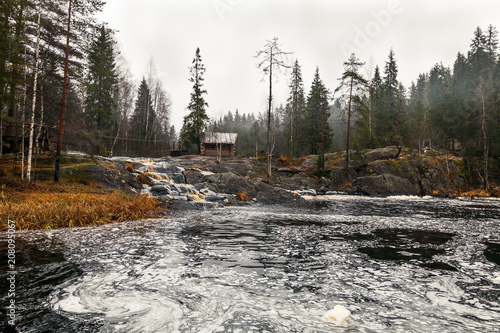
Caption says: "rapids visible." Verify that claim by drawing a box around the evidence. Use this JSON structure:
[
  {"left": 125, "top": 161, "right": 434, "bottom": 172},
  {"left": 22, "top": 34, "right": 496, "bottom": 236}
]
[{"left": 1, "top": 195, "right": 499, "bottom": 332}]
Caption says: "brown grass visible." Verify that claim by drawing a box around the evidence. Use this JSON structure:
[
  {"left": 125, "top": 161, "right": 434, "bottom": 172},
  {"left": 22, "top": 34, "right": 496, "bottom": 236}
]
[
  {"left": 137, "top": 173, "right": 153, "bottom": 185},
  {"left": 0, "top": 192, "right": 162, "bottom": 231},
  {"left": 454, "top": 189, "right": 492, "bottom": 198},
  {"left": 0, "top": 155, "right": 163, "bottom": 230},
  {"left": 126, "top": 163, "right": 135, "bottom": 172},
  {"left": 236, "top": 191, "right": 249, "bottom": 202}
]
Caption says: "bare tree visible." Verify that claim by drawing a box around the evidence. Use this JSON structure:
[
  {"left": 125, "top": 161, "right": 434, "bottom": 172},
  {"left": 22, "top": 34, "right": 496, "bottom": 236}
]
[
  {"left": 255, "top": 37, "right": 292, "bottom": 179},
  {"left": 113, "top": 48, "right": 136, "bottom": 155}
]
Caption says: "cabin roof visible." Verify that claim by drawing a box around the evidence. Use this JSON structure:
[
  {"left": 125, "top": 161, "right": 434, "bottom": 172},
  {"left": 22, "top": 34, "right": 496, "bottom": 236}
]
[{"left": 201, "top": 132, "right": 238, "bottom": 145}]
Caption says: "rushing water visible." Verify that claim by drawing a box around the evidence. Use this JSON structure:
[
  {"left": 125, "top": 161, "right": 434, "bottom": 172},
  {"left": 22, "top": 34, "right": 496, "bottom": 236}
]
[{"left": 1, "top": 196, "right": 500, "bottom": 332}]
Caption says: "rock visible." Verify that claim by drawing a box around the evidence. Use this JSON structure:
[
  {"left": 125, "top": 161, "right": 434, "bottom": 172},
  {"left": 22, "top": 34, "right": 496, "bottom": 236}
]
[
  {"left": 184, "top": 169, "right": 207, "bottom": 184},
  {"left": 169, "top": 173, "right": 186, "bottom": 184},
  {"left": 151, "top": 185, "right": 172, "bottom": 196},
  {"left": 363, "top": 146, "right": 399, "bottom": 163},
  {"left": 205, "top": 172, "right": 298, "bottom": 203},
  {"left": 353, "top": 174, "right": 420, "bottom": 196},
  {"left": 329, "top": 169, "right": 357, "bottom": 189},
  {"left": 369, "top": 160, "right": 398, "bottom": 175},
  {"left": 325, "top": 191, "right": 342, "bottom": 195},
  {"left": 301, "top": 156, "right": 317, "bottom": 170},
  {"left": 297, "top": 189, "right": 317, "bottom": 196}
]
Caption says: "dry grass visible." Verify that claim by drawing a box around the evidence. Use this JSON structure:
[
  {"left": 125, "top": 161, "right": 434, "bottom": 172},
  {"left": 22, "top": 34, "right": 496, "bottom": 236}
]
[
  {"left": 137, "top": 173, "right": 153, "bottom": 185},
  {"left": 126, "top": 163, "right": 135, "bottom": 172},
  {"left": 0, "top": 191, "right": 162, "bottom": 231},
  {"left": 236, "top": 191, "right": 249, "bottom": 201},
  {"left": 278, "top": 155, "right": 307, "bottom": 168},
  {"left": 0, "top": 155, "right": 164, "bottom": 231},
  {"left": 454, "top": 188, "right": 492, "bottom": 198}
]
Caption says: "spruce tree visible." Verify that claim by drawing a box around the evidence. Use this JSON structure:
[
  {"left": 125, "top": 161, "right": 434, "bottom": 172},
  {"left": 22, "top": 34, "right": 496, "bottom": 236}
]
[
  {"left": 180, "top": 47, "right": 209, "bottom": 153},
  {"left": 377, "top": 48, "right": 400, "bottom": 145},
  {"left": 305, "top": 68, "right": 332, "bottom": 169},
  {"left": 285, "top": 59, "right": 306, "bottom": 157},
  {"left": 369, "top": 65, "right": 383, "bottom": 146},
  {"left": 85, "top": 26, "right": 117, "bottom": 135},
  {"left": 130, "top": 78, "right": 158, "bottom": 150}
]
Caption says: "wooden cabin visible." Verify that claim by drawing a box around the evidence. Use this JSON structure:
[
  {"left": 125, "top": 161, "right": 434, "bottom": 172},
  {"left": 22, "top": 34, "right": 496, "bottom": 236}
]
[{"left": 201, "top": 132, "right": 238, "bottom": 157}]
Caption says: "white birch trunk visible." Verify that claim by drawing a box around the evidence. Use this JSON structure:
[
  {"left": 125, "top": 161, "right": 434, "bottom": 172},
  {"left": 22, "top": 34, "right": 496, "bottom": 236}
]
[{"left": 26, "top": 0, "right": 42, "bottom": 182}]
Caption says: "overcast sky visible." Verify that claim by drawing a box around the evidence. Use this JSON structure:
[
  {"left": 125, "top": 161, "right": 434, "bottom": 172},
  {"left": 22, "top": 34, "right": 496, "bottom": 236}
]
[{"left": 97, "top": 0, "right": 500, "bottom": 131}]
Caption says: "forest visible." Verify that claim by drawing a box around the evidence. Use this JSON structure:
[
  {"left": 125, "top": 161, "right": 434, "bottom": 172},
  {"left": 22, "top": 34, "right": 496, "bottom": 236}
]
[
  {"left": 208, "top": 27, "right": 500, "bottom": 189},
  {"left": 1, "top": 0, "right": 499, "bottom": 188},
  {"left": 0, "top": 0, "right": 175, "bottom": 177}
]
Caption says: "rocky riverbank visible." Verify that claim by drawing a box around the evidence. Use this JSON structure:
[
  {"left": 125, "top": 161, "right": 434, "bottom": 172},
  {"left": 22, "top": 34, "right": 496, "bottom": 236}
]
[{"left": 95, "top": 146, "right": 498, "bottom": 210}]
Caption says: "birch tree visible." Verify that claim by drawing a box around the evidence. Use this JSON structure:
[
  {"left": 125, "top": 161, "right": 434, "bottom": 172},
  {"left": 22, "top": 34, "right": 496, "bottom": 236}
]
[{"left": 26, "top": 0, "right": 41, "bottom": 181}]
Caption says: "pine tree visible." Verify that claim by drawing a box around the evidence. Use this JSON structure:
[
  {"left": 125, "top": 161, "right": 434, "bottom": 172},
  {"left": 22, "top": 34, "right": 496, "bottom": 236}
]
[
  {"left": 305, "top": 68, "right": 332, "bottom": 168},
  {"left": 180, "top": 47, "right": 209, "bottom": 153},
  {"left": 85, "top": 26, "right": 117, "bottom": 134},
  {"left": 335, "top": 53, "right": 367, "bottom": 173}
]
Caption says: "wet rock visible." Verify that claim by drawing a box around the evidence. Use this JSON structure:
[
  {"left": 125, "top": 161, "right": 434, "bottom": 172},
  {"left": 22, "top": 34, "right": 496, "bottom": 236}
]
[
  {"left": 151, "top": 185, "right": 172, "bottom": 196},
  {"left": 200, "top": 188, "right": 217, "bottom": 198},
  {"left": 296, "top": 189, "right": 317, "bottom": 196},
  {"left": 169, "top": 173, "right": 186, "bottom": 184}
]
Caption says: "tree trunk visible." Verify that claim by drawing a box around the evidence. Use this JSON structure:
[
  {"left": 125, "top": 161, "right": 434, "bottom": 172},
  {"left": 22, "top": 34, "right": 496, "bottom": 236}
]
[
  {"left": 0, "top": 111, "right": 3, "bottom": 158},
  {"left": 54, "top": 0, "right": 72, "bottom": 183},
  {"left": 35, "top": 74, "right": 44, "bottom": 154},
  {"left": 26, "top": 0, "right": 41, "bottom": 182},
  {"left": 21, "top": 46, "right": 27, "bottom": 179},
  {"left": 290, "top": 96, "right": 293, "bottom": 157},
  {"left": 345, "top": 77, "right": 353, "bottom": 176},
  {"left": 479, "top": 85, "right": 489, "bottom": 190},
  {"left": 266, "top": 50, "right": 273, "bottom": 180},
  {"left": 321, "top": 98, "right": 325, "bottom": 172},
  {"left": 394, "top": 98, "right": 402, "bottom": 159}
]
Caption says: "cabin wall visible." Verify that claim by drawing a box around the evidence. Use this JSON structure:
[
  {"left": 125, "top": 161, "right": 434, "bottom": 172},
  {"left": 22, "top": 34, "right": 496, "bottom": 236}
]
[{"left": 202, "top": 143, "right": 235, "bottom": 157}]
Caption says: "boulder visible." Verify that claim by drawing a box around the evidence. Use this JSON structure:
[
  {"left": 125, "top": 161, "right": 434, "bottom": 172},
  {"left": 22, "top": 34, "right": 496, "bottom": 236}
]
[
  {"left": 363, "top": 146, "right": 399, "bottom": 164},
  {"left": 151, "top": 185, "right": 172, "bottom": 196},
  {"left": 368, "top": 160, "right": 398, "bottom": 175},
  {"left": 184, "top": 169, "right": 207, "bottom": 184},
  {"left": 353, "top": 174, "right": 420, "bottom": 196},
  {"left": 205, "top": 172, "right": 298, "bottom": 203}
]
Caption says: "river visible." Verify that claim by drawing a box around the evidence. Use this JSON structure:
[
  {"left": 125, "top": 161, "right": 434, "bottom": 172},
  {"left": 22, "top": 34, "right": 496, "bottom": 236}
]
[{"left": 1, "top": 196, "right": 499, "bottom": 332}]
